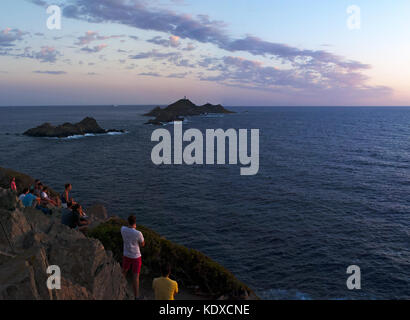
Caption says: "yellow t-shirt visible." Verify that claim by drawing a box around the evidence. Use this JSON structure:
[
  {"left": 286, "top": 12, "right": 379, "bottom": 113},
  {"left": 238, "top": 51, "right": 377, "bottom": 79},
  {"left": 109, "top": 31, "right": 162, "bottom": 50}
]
[{"left": 152, "top": 277, "right": 179, "bottom": 300}]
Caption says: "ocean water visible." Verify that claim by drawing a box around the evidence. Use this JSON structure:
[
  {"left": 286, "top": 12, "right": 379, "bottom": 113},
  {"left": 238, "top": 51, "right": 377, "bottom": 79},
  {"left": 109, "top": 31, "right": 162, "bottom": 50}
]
[{"left": 0, "top": 105, "right": 409, "bottom": 300}]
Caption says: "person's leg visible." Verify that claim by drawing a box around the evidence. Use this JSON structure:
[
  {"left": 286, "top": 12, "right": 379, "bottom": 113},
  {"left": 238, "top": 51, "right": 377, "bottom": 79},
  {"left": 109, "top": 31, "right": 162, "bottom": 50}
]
[
  {"left": 122, "top": 257, "right": 129, "bottom": 278},
  {"left": 133, "top": 257, "right": 142, "bottom": 299},
  {"left": 132, "top": 273, "right": 139, "bottom": 299}
]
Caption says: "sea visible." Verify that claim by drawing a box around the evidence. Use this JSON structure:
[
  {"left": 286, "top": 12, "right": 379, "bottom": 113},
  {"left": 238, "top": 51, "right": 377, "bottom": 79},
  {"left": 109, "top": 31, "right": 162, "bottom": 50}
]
[{"left": 0, "top": 105, "right": 409, "bottom": 300}]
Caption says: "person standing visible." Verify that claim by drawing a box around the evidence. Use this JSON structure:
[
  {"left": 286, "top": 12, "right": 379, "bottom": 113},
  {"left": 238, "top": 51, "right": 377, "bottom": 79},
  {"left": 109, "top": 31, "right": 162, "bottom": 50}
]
[
  {"left": 10, "top": 177, "right": 17, "bottom": 192},
  {"left": 152, "top": 264, "right": 179, "bottom": 300},
  {"left": 121, "top": 215, "right": 145, "bottom": 300}
]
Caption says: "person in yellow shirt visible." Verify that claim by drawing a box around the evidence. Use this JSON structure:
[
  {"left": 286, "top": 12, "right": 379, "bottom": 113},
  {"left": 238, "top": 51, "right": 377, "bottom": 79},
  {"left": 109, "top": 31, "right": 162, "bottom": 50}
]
[{"left": 152, "top": 264, "right": 179, "bottom": 300}]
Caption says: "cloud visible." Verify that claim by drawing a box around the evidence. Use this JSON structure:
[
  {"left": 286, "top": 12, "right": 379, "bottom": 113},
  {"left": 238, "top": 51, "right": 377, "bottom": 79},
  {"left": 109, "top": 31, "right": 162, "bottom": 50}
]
[
  {"left": 147, "top": 35, "right": 180, "bottom": 48},
  {"left": 18, "top": 46, "right": 61, "bottom": 63},
  {"left": 139, "top": 72, "right": 161, "bottom": 77},
  {"left": 167, "top": 72, "right": 188, "bottom": 78},
  {"left": 183, "top": 43, "right": 196, "bottom": 51},
  {"left": 0, "top": 28, "right": 26, "bottom": 47},
  {"left": 81, "top": 44, "right": 108, "bottom": 53},
  {"left": 129, "top": 49, "right": 195, "bottom": 68},
  {"left": 75, "top": 31, "right": 124, "bottom": 45},
  {"left": 198, "top": 55, "right": 392, "bottom": 99},
  {"left": 33, "top": 70, "right": 67, "bottom": 75},
  {"left": 54, "top": 0, "right": 363, "bottom": 68},
  {"left": 129, "top": 49, "right": 180, "bottom": 60},
  {"left": 28, "top": 0, "right": 391, "bottom": 100}
]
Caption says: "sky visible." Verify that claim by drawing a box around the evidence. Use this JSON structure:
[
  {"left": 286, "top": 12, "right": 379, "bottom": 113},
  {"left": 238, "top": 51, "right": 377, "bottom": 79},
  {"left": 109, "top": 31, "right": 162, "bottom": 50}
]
[{"left": 0, "top": 0, "right": 409, "bottom": 106}]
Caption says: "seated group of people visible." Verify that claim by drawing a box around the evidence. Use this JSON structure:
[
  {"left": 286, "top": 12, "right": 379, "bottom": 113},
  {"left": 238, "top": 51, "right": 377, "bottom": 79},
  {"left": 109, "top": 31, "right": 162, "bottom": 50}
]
[
  {"left": 13, "top": 178, "right": 90, "bottom": 230},
  {"left": 17, "top": 179, "right": 58, "bottom": 215}
]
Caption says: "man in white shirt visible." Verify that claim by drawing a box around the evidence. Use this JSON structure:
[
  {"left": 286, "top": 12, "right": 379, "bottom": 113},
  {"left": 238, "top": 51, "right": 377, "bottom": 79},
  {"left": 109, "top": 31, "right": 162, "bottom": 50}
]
[{"left": 121, "top": 215, "right": 145, "bottom": 300}]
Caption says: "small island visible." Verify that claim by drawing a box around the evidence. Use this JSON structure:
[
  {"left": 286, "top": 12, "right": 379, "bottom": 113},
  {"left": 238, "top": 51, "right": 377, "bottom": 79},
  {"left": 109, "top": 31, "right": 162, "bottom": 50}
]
[
  {"left": 23, "top": 117, "right": 125, "bottom": 138},
  {"left": 144, "top": 98, "right": 235, "bottom": 125}
]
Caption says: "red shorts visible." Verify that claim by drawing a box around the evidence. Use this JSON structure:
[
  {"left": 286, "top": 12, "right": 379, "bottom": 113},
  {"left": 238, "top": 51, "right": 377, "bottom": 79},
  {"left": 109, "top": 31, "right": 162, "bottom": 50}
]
[{"left": 122, "top": 256, "right": 142, "bottom": 275}]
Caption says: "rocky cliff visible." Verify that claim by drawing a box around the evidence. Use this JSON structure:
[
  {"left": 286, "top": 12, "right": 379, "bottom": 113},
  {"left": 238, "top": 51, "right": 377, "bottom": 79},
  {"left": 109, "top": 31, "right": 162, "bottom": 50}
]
[
  {"left": 0, "top": 167, "right": 257, "bottom": 300},
  {"left": 0, "top": 188, "right": 127, "bottom": 300}
]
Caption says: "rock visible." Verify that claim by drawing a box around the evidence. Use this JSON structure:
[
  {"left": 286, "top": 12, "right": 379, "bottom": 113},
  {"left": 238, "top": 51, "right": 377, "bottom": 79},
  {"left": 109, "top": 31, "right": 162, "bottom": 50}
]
[
  {"left": 87, "top": 204, "right": 109, "bottom": 222},
  {"left": 145, "top": 111, "right": 185, "bottom": 125},
  {"left": 143, "top": 106, "right": 163, "bottom": 117},
  {"left": 0, "top": 188, "right": 128, "bottom": 300},
  {"left": 0, "top": 188, "right": 20, "bottom": 211},
  {"left": 23, "top": 117, "right": 125, "bottom": 138},
  {"left": 144, "top": 99, "right": 235, "bottom": 125}
]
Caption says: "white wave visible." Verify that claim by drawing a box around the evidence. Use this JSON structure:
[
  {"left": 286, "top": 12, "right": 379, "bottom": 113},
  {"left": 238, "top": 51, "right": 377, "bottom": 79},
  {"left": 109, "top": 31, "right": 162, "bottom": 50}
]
[
  {"left": 58, "top": 131, "right": 128, "bottom": 140},
  {"left": 106, "top": 131, "right": 126, "bottom": 136}
]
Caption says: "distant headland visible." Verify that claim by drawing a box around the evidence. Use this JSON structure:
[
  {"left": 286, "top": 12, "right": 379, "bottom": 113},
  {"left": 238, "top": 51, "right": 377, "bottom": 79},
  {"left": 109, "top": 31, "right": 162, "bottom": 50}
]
[
  {"left": 23, "top": 117, "right": 125, "bottom": 138},
  {"left": 144, "top": 98, "right": 235, "bottom": 125}
]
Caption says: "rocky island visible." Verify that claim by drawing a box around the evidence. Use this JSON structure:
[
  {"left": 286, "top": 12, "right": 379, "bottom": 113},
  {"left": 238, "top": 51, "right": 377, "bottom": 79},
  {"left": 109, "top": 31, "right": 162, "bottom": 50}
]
[
  {"left": 144, "top": 98, "right": 235, "bottom": 125},
  {"left": 23, "top": 117, "right": 125, "bottom": 138},
  {"left": 0, "top": 167, "right": 257, "bottom": 300}
]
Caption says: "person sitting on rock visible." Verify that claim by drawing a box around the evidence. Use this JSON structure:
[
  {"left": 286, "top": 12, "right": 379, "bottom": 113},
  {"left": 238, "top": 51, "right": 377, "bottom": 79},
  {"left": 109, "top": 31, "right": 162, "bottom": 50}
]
[
  {"left": 153, "top": 264, "right": 179, "bottom": 301},
  {"left": 121, "top": 215, "right": 145, "bottom": 300},
  {"left": 18, "top": 188, "right": 29, "bottom": 202},
  {"left": 34, "top": 182, "right": 43, "bottom": 197},
  {"left": 61, "top": 201, "right": 74, "bottom": 227},
  {"left": 61, "top": 183, "right": 75, "bottom": 208},
  {"left": 22, "top": 188, "right": 40, "bottom": 208},
  {"left": 40, "top": 186, "right": 58, "bottom": 207},
  {"left": 10, "top": 177, "right": 17, "bottom": 192},
  {"left": 70, "top": 204, "right": 90, "bottom": 230}
]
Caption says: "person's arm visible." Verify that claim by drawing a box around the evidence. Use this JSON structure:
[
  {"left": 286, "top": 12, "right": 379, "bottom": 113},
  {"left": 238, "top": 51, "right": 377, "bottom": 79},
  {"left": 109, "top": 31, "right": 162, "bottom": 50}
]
[
  {"left": 32, "top": 196, "right": 40, "bottom": 208},
  {"left": 139, "top": 233, "right": 145, "bottom": 247}
]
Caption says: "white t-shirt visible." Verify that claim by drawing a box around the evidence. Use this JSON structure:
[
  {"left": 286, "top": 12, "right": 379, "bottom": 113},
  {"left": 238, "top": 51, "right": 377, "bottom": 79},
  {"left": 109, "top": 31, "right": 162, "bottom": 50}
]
[
  {"left": 121, "top": 226, "right": 144, "bottom": 259},
  {"left": 41, "top": 192, "right": 49, "bottom": 200}
]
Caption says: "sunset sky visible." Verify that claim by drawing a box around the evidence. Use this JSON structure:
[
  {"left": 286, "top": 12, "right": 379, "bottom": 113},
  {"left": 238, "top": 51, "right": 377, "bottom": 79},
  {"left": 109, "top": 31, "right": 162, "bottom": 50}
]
[{"left": 1, "top": 0, "right": 409, "bottom": 106}]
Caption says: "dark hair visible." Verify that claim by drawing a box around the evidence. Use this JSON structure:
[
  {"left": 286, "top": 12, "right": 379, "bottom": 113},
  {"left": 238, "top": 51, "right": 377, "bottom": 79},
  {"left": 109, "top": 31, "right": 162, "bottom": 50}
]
[
  {"left": 67, "top": 201, "right": 73, "bottom": 208},
  {"left": 72, "top": 204, "right": 80, "bottom": 212},
  {"left": 42, "top": 186, "right": 48, "bottom": 192},
  {"left": 65, "top": 183, "right": 71, "bottom": 190},
  {"left": 128, "top": 215, "right": 137, "bottom": 226},
  {"left": 161, "top": 263, "right": 171, "bottom": 277},
  {"left": 22, "top": 188, "right": 29, "bottom": 194}
]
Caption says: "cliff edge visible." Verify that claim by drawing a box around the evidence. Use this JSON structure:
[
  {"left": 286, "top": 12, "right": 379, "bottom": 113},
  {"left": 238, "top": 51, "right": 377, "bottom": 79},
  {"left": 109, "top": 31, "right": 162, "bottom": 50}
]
[{"left": 0, "top": 167, "right": 257, "bottom": 300}]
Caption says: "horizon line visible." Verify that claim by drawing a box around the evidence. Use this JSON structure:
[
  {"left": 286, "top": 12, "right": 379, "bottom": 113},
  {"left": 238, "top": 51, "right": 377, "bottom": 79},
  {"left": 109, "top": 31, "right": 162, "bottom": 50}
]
[{"left": 1, "top": 104, "right": 410, "bottom": 108}]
